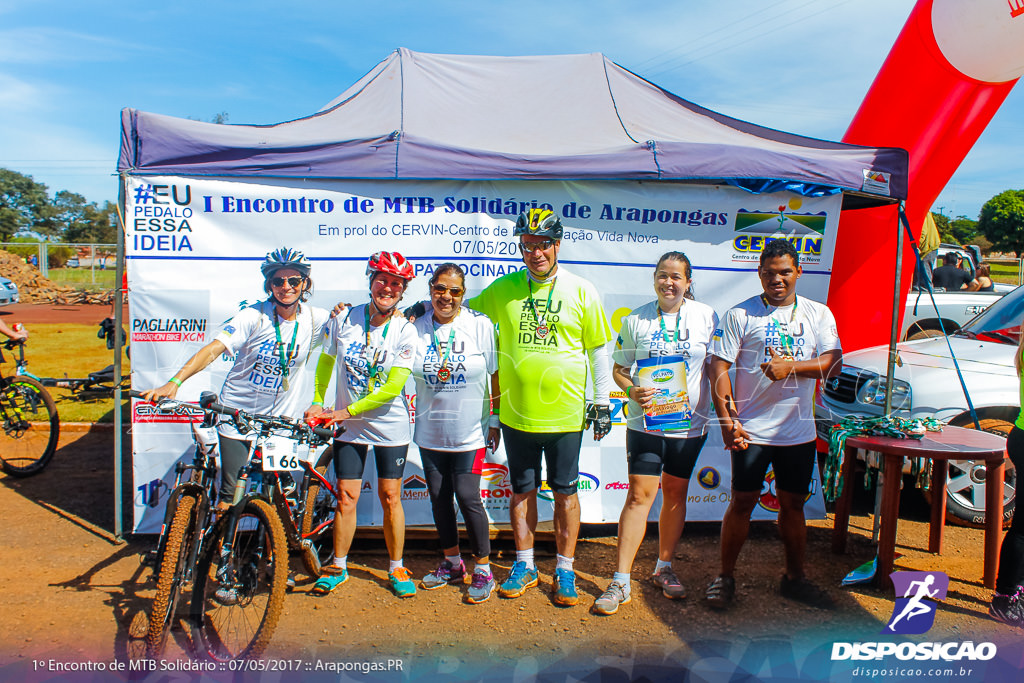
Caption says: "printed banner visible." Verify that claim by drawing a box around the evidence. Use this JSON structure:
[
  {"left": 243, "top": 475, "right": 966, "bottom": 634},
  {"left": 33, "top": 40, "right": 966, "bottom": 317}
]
[{"left": 125, "top": 176, "right": 840, "bottom": 532}]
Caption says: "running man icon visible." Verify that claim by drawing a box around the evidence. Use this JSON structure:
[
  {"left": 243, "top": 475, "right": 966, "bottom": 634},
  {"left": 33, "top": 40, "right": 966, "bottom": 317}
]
[{"left": 885, "top": 571, "right": 950, "bottom": 635}]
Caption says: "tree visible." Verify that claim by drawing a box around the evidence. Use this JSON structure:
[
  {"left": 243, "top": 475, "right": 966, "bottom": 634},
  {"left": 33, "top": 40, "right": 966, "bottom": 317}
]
[
  {"left": 0, "top": 168, "right": 55, "bottom": 239},
  {"left": 949, "top": 215, "right": 978, "bottom": 244},
  {"left": 932, "top": 212, "right": 955, "bottom": 243},
  {"left": 57, "top": 193, "right": 118, "bottom": 243},
  {"left": 978, "top": 189, "right": 1024, "bottom": 257}
]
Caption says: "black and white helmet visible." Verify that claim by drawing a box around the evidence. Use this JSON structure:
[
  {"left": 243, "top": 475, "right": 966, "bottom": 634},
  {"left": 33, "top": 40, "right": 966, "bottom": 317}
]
[{"left": 261, "top": 247, "right": 311, "bottom": 279}]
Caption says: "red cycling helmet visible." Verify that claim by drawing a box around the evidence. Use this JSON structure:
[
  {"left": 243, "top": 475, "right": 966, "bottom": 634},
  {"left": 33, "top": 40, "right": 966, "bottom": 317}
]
[{"left": 366, "top": 251, "right": 415, "bottom": 281}]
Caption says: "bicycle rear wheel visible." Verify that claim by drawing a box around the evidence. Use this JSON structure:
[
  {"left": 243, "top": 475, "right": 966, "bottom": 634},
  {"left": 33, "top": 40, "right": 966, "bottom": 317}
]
[
  {"left": 146, "top": 493, "right": 199, "bottom": 658},
  {"left": 189, "top": 498, "right": 287, "bottom": 661},
  {"left": 0, "top": 376, "right": 59, "bottom": 477},
  {"left": 299, "top": 455, "right": 336, "bottom": 575}
]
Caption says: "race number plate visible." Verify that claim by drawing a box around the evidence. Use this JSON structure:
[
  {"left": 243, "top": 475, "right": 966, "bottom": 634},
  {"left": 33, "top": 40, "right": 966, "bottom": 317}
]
[{"left": 261, "top": 436, "right": 310, "bottom": 471}]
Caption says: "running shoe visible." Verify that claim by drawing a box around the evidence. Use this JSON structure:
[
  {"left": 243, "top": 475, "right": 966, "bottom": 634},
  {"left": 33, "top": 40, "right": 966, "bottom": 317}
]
[
  {"left": 780, "top": 574, "right": 836, "bottom": 610},
  {"left": 652, "top": 566, "right": 687, "bottom": 600},
  {"left": 989, "top": 587, "right": 1024, "bottom": 628},
  {"left": 705, "top": 575, "right": 735, "bottom": 610},
  {"left": 389, "top": 567, "right": 417, "bottom": 598},
  {"left": 465, "top": 571, "right": 496, "bottom": 604},
  {"left": 310, "top": 566, "right": 349, "bottom": 596},
  {"left": 498, "top": 561, "right": 539, "bottom": 598},
  {"left": 551, "top": 567, "right": 580, "bottom": 606},
  {"left": 421, "top": 559, "right": 466, "bottom": 590},
  {"left": 592, "top": 581, "right": 631, "bottom": 616}
]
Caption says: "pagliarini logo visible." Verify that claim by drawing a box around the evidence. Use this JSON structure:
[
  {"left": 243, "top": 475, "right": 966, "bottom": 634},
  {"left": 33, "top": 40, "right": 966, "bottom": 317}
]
[
  {"left": 831, "top": 570, "right": 997, "bottom": 663},
  {"left": 886, "top": 570, "right": 948, "bottom": 634}
]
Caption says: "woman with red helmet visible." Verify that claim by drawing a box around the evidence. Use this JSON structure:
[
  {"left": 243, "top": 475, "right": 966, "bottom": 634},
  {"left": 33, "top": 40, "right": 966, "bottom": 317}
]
[{"left": 307, "top": 251, "right": 420, "bottom": 598}]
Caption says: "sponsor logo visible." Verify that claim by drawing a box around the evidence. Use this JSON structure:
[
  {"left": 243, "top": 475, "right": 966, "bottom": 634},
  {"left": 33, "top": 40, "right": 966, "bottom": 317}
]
[
  {"left": 480, "top": 463, "right": 512, "bottom": 510},
  {"left": 757, "top": 469, "right": 814, "bottom": 512},
  {"left": 831, "top": 570, "right": 997, "bottom": 664},
  {"left": 401, "top": 474, "right": 429, "bottom": 501},
  {"left": 885, "top": 571, "right": 948, "bottom": 634},
  {"left": 731, "top": 199, "right": 827, "bottom": 264},
  {"left": 651, "top": 369, "right": 674, "bottom": 383},
  {"left": 697, "top": 467, "right": 721, "bottom": 490},
  {"left": 132, "top": 400, "right": 204, "bottom": 424},
  {"left": 131, "top": 317, "right": 207, "bottom": 343},
  {"left": 604, "top": 481, "right": 629, "bottom": 490},
  {"left": 538, "top": 472, "right": 599, "bottom": 501}
]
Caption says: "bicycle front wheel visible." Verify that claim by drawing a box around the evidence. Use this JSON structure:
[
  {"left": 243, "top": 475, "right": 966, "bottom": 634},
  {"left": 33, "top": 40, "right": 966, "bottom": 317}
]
[
  {"left": 189, "top": 498, "right": 287, "bottom": 661},
  {"left": 0, "top": 376, "right": 59, "bottom": 477},
  {"left": 147, "top": 492, "right": 199, "bottom": 658}
]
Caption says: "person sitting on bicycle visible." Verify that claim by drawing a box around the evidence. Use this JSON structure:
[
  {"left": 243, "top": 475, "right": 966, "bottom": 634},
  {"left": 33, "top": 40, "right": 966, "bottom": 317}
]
[
  {"left": 140, "top": 247, "right": 330, "bottom": 515},
  {"left": 305, "top": 251, "right": 419, "bottom": 599}
]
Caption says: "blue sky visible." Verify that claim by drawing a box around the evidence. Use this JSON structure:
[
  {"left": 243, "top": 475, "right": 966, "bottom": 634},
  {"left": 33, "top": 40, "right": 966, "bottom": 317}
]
[{"left": 1, "top": 0, "right": 1021, "bottom": 221}]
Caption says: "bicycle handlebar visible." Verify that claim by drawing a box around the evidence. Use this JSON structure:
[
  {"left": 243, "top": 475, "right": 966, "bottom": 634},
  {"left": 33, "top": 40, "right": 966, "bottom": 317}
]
[{"left": 128, "top": 390, "right": 339, "bottom": 442}]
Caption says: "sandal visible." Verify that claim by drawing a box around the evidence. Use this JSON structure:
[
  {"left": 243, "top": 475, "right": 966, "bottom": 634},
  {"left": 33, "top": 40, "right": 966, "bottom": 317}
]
[
  {"left": 705, "top": 575, "right": 735, "bottom": 610},
  {"left": 310, "top": 566, "right": 349, "bottom": 596}
]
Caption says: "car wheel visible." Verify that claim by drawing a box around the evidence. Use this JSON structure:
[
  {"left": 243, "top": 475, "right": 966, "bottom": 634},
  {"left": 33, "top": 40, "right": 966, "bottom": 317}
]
[
  {"left": 926, "top": 418, "right": 1016, "bottom": 529},
  {"left": 906, "top": 327, "right": 947, "bottom": 340}
]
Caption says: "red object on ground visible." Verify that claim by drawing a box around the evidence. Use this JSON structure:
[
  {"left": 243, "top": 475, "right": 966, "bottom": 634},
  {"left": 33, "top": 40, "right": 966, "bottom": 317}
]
[{"left": 829, "top": 0, "right": 1024, "bottom": 352}]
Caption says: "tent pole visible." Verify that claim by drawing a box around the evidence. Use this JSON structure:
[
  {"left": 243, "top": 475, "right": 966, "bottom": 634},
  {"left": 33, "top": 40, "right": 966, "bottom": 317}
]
[
  {"left": 883, "top": 202, "right": 905, "bottom": 416},
  {"left": 113, "top": 175, "right": 127, "bottom": 541}
]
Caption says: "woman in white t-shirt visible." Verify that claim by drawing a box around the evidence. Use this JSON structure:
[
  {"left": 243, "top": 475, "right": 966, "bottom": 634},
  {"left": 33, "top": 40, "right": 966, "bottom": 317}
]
[
  {"left": 140, "top": 248, "right": 329, "bottom": 514},
  {"left": 410, "top": 263, "right": 500, "bottom": 604},
  {"left": 592, "top": 251, "right": 719, "bottom": 616},
  {"left": 307, "top": 251, "right": 420, "bottom": 599}
]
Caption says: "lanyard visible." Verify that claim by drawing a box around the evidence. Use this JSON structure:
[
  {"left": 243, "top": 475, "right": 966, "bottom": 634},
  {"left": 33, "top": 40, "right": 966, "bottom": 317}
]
[
  {"left": 272, "top": 307, "right": 300, "bottom": 391},
  {"left": 364, "top": 305, "right": 392, "bottom": 393},
  {"left": 431, "top": 312, "right": 458, "bottom": 383},
  {"left": 656, "top": 305, "right": 683, "bottom": 349},
  {"left": 526, "top": 276, "right": 557, "bottom": 338},
  {"left": 761, "top": 294, "right": 798, "bottom": 356}
]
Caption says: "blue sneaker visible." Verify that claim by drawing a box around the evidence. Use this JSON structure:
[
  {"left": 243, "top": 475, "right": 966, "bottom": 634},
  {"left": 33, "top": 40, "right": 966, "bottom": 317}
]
[
  {"left": 465, "top": 571, "right": 496, "bottom": 604},
  {"left": 498, "top": 561, "right": 538, "bottom": 598},
  {"left": 388, "top": 567, "right": 417, "bottom": 598},
  {"left": 311, "top": 566, "right": 349, "bottom": 596},
  {"left": 551, "top": 568, "right": 579, "bottom": 606}
]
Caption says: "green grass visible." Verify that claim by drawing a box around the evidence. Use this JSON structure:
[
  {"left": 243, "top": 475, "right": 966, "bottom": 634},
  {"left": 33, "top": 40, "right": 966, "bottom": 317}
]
[
  {"left": 45, "top": 267, "right": 117, "bottom": 291},
  {"left": 989, "top": 261, "right": 1021, "bottom": 285},
  {"left": 1, "top": 323, "right": 128, "bottom": 423}
]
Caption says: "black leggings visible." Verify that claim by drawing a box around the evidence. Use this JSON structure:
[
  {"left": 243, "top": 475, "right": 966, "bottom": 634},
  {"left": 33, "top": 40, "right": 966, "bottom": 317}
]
[
  {"left": 419, "top": 447, "right": 490, "bottom": 559},
  {"left": 997, "top": 426, "right": 1024, "bottom": 594}
]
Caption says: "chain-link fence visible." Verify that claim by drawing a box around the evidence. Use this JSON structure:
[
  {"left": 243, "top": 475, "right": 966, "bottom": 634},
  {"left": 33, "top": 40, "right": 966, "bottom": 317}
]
[{"left": 1, "top": 242, "right": 117, "bottom": 291}]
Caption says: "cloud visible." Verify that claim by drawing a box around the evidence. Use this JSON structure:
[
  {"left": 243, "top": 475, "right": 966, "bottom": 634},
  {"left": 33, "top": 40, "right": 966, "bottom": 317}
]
[{"left": 0, "top": 26, "right": 148, "bottom": 64}]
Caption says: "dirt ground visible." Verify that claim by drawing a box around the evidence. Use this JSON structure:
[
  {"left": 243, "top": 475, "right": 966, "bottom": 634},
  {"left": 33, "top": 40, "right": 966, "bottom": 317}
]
[
  {"left": 0, "top": 303, "right": 123, "bottom": 326},
  {"left": 0, "top": 425, "right": 1021, "bottom": 683}
]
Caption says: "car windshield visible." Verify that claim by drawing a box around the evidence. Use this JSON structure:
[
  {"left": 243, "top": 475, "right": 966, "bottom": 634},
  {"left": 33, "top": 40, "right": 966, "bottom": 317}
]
[{"left": 957, "top": 285, "right": 1024, "bottom": 345}]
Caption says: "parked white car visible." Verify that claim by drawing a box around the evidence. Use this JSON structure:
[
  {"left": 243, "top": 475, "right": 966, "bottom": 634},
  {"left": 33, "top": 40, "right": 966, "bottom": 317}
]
[
  {"left": 0, "top": 276, "right": 18, "bottom": 305},
  {"left": 816, "top": 284, "right": 1021, "bottom": 527}
]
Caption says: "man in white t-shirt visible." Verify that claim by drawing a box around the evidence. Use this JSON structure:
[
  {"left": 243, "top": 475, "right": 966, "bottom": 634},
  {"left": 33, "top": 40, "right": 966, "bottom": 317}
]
[{"left": 706, "top": 239, "right": 842, "bottom": 611}]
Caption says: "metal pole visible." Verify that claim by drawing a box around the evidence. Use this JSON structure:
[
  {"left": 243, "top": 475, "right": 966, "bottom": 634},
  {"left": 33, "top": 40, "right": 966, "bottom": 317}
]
[
  {"left": 113, "top": 179, "right": 126, "bottom": 541},
  {"left": 883, "top": 203, "right": 905, "bottom": 416}
]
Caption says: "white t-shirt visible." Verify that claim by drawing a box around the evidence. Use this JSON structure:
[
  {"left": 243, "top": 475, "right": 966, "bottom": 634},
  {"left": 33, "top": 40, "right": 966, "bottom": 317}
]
[
  {"left": 613, "top": 300, "right": 719, "bottom": 439},
  {"left": 215, "top": 300, "right": 329, "bottom": 439},
  {"left": 710, "top": 294, "right": 841, "bottom": 446},
  {"left": 411, "top": 307, "right": 498, "bottom": 451},
  {"left": 324, "top": 303, "right": 417, "bottom": 446}
]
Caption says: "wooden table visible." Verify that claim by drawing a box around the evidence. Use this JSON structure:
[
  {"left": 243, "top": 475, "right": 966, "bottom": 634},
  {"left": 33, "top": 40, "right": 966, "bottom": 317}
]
[{"left": 830, "top": 425, "right": 1007, "bottom": 589}]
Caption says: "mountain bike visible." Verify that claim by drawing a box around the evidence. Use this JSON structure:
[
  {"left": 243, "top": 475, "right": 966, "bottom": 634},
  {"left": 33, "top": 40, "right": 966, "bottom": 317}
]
[
  {"left": 132, "top": 391, "right": 221, "bottom": 659},
  {"left": 0, "top": 339, "right": 60, "bottom": 477},
  {"left": 177, "top": 397, "right": 336, "bottom": 662}
]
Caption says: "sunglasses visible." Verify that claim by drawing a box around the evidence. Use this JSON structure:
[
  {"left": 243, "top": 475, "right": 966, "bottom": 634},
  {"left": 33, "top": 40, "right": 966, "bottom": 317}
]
[
  {"left": 270, "top": 276, "right": 304, "bottom": 288},
  {"left": 432, "top": 284, "right": 465, "bottom": 297},
  {"left": 518, "top": 240, "right": 555, "bottom": 254}
]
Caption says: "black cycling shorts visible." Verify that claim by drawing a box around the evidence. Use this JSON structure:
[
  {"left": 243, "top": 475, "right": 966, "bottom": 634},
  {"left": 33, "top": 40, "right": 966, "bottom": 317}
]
[
  {"left": 730, "top": 441, "right": 816, "bottom": 494},
  {"left": 626, "top": 429, "right": 707, "bottom": 479},
  {"left": 500, "top": 426, "right": 583, "bottom": 495},
  {"left": 333, "top": 441, "right": 409, "bottom": 481}
]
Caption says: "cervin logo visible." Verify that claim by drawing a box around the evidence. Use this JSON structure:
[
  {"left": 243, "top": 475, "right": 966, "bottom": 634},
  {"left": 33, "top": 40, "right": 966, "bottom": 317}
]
[
  {"left": 885, "top": 571, "right": 948, "bottom": 634},
  {"left": 538, "top": 472, "right": 599, "bottom": 501},
  {"left": 132, "top": 400, "right": 204, "bottom": 424},
  {"left": 132, "top": 317, "right": 207, "bottom": 343}
]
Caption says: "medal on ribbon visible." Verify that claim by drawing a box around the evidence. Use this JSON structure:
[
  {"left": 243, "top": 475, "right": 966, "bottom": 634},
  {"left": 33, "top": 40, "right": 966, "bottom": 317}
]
[{"left": 432, "top": 314, "right": 458, "bottom": 384}]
